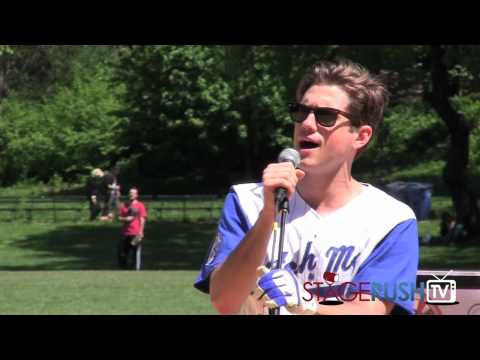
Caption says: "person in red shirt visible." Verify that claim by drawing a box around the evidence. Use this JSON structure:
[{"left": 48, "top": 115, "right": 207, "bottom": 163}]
[{"left": 118, "top": 188, "right": 148, "bottom": 269}]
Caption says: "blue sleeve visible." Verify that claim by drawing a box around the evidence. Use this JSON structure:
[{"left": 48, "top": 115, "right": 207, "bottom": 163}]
[
  {"left": 351, "top": 219, "right": 419, "bottom": 315},
  {"left": 193, "top": 190, "right": 251, "bottom": 294}
]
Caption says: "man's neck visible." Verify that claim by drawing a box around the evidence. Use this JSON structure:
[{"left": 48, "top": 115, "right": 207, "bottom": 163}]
[{"left": 296, "top": 165, "right": 364, "bottom": 216}]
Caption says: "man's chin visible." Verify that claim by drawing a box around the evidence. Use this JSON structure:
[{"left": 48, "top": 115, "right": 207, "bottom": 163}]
[
  {"left": 299, "top": 159, "right": 327, "bottom": 175},
  {"left": 299, "top": 158, "right": 317, "bottom": 169}
]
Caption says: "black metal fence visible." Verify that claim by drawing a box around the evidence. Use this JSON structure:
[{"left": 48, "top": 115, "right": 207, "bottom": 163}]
[{"left": 0, "top": 195, "right": 224, "bottom": 223}]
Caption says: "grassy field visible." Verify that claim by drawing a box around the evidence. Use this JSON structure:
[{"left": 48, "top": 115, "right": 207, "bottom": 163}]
[
  {"left": 0, "top": 271, "right": 215, "bottom": 315},
  {"left": 0, "top": 221, "right": 217, "bottom": 271},
  {"left": 0, "top": 195, "right": 479, "bottom": 314},
  {"left": 0, "top": 220, "right": 218, "bottom": 314}
]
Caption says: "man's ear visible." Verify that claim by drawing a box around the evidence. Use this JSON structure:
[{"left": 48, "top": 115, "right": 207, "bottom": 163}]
[
  {"left": 353, "top": 125, "right": 373, "bottom": 159},
  {"left": 353, "top": 125, "right": 373, "bottom": 151}
]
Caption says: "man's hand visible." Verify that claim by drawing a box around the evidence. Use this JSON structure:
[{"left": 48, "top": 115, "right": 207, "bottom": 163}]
[
  {"left": 254, "top": 266, "right": 317, "bottom": 315},
  {"left": 131, "top": 235, "right": 143, "bottom": 246},
  {"left": 262, "top": 163, "right": 305, "bottom": 218}
]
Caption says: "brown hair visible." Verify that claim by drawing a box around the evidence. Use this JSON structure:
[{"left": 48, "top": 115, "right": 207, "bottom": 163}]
[{"left": 296, "top": 59, "right": 390, "bottom": 133}]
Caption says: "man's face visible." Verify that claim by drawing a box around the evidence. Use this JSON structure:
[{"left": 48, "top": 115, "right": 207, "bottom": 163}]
[
  {"left": 129, "top": 189, "right": 138, "bottom": 201},
  {"left": 293, "top": 84, "right": 363, "bottom": 174}
]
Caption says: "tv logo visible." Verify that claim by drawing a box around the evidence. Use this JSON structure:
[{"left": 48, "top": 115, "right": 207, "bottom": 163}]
[{"left": 426, "top": 270, "right": 457, "bottom": 305}]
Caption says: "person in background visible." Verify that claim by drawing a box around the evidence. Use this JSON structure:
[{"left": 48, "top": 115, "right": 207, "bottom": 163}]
[
  {"left": 86, "top": 168, "right": 104, "bottom": 221},
  {"left": 118, "top": 188, "right": 148, "bottom": 270},
  {"left": 102, "top": 165, "right": 121, "bottom": 221}
]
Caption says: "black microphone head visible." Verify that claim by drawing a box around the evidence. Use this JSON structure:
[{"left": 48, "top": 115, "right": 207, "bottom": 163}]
[{"left": 278, "top": 148, "right": 300, "bottom": 168}]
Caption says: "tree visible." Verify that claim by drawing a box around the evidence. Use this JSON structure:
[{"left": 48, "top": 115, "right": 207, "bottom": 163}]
[
  {"left": 424, "top": 45, "right": 480, "bottom": 236},
  {"left": 0, "top": 45, "right": 119, "bottom": 103},
  {"left": 114, "top": 45, "right": 236, "bottom": 191},
  {"left": 223, "top": 46, "right": 289, "bottom": 179},
  {"left": 0, "top": 46, "right": 125, "bottom": 185},
  {"left": 113, "top": 45, "right": 331, "bottom": 190}
]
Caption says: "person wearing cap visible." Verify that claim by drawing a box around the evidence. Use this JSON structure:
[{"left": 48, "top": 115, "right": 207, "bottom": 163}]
[{"left": 86, "top": 168, "right": 104, "bottom": 221}]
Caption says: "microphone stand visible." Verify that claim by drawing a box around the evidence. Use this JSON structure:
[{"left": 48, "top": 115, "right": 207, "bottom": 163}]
[{"left": 269, "top": 195, "right": 289, "bottom": 316}]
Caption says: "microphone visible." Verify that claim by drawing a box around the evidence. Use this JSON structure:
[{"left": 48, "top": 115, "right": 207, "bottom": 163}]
[
  {"left": 275, "top": 148, "right": 300, "bottom": 212},
  {"left": 269, "top": 148, "right": 301, "bottom": 316}
]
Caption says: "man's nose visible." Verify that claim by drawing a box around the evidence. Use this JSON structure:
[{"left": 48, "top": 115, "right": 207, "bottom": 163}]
[{"left": 300, "top": 111, "right": 318, "bottom": 132}]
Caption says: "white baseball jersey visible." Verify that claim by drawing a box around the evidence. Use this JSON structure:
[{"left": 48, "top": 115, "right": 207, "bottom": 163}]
[{"left": 195, "top": 183, "right": 419, "bottom": 315}]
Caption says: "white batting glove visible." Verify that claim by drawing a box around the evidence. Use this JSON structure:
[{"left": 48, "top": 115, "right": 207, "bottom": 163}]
[{"left": 254, "top": 265, "right": 317, "bottom": 315}]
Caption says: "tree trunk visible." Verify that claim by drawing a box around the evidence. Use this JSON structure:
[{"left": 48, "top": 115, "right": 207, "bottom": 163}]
[{"left": 426, "top": 45, "right": 480, "bottom": 237}]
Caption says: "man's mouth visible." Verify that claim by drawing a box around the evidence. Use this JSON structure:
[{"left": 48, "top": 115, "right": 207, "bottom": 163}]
[{"left": 299, "top": 141, "right": 320, "bottom": 150}]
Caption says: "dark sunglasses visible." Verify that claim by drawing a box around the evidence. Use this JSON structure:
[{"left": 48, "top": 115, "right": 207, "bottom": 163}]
[{"left": 288, "top": 102, "right": 357, "bottom": 128}]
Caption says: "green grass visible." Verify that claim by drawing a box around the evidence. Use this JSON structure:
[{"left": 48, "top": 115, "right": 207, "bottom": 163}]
[
  {"left": 0, "top": 271, "right": 215, "bottom": 315},
  {"left": 0, "top": 221, "right": 218, "bottom": 314},
  {"left": 420, "top": 245, "right": 480, "bottom": 270},
  {"left": 0, "top": 221, "right": 217, "bottom": 270}
]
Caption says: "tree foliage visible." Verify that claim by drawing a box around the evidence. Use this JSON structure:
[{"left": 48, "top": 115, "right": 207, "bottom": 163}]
[
  {"left": 0, "top": 46, "right": 124, "bottom": 185},
  {"left": 2, "top": 44, "right": 480, "bottom": 225}
]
